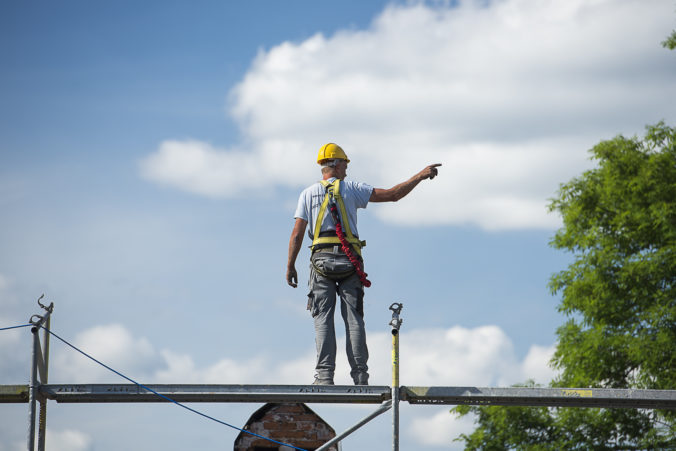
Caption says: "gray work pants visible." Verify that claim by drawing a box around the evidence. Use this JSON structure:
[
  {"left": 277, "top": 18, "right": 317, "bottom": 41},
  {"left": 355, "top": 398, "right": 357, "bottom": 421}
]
[{"left": 308, "top": 250, "right": 369, "bottom": 384}]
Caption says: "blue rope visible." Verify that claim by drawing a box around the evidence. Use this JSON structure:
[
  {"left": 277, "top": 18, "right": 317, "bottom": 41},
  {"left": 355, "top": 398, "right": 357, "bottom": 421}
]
[
  {"left": 0, "top": 324, "right": 32, "bottom": 331},
  {"left": 39, "top": 326, "right": 308, "bottom": 451}
]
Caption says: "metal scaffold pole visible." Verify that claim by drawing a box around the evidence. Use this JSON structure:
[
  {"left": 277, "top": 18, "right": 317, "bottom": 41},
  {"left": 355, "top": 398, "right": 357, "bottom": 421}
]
[
  {"left": 37, "top": 309, "right": 51, "bottom": 451},
  {"left": 28, "top": 324, "right": 38, "bottom": 450},
  {"left": 389, "top": 303, "right": 403, "bottom": 451},
  {"left": 315, "top": 400, "right": 392, "bottom": 451},
  {"left": 27, "top": 295, "right": 53, "bottom": 451}
]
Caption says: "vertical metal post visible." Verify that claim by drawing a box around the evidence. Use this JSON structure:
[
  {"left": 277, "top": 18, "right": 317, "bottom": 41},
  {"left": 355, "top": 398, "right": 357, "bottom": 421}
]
[
  {"left": 27, "top": 295, "right": 53, "bottom": 451},
  {"left": 37, "top": 311, "right": 51, "bottom": 451},
  {"left": 28, "top": 325, "right": 39, "bottom": 451},
  {"left": 389, "top": 303, "right": 403, "bottom": 451}
]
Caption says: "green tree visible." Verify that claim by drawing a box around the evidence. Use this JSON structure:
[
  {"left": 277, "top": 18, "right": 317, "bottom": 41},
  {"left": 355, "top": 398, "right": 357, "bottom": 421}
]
[
  {"left": 663, "top": 30, "right": 676, "bottom": 50},
  {"left": 453, "top": 123, "right": 676, "bottom": 449}
]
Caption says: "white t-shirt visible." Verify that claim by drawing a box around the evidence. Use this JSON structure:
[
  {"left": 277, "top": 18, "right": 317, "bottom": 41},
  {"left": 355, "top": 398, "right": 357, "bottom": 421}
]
[{"left": 294, "top": 177, "right": 373, "bottom": 239}]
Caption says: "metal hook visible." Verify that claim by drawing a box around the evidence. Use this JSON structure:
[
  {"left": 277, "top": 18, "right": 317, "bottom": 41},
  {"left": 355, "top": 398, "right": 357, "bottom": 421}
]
[
  {"left": 37, "top": 293, "right": 53, "bottom": 313},
  {"left": 29, "top": 314, "right": 44, "bottom": 325}
]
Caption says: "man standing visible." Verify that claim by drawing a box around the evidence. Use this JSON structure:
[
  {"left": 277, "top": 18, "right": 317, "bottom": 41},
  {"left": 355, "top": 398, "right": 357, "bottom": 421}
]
[{"left": 286, "top": 143, "right": 440, "bottom": 385}]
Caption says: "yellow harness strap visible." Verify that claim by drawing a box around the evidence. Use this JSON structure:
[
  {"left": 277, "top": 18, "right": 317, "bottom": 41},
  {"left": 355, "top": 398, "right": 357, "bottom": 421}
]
[{"left": 311, "top": 179, "right": 366, "bottom": 256}]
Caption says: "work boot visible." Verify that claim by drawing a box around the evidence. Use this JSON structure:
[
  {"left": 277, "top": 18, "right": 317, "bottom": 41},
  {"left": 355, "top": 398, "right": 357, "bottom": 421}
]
[
  {"left": 313, "top": 378, "right": 334, "bottom": 385},
  {"left": 353, "top": 373, "right": 369, "bottom": 386}
]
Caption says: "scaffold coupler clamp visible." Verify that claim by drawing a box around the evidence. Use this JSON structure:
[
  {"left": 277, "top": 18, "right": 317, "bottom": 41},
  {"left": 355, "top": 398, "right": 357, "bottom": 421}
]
[
  {"left": 29, "top": 294, "right": 53, "bottom": 332},
  {"left": 389, "top": 302, "right": 403, "bottom": 332}
]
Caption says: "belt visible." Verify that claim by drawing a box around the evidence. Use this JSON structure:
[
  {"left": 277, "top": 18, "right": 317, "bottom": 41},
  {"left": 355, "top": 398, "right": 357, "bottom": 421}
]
[
  {"left": 313, "top": 245, "right": 344, "bottom": 254},
  {"left": 312, "top": 245, "right": 363, "bottom": 262}
]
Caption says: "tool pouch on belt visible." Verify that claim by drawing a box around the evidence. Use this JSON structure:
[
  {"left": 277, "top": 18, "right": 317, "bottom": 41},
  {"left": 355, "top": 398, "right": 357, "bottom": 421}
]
[{"left": 310, "top": 252, "right": 356, "bottom": 281}]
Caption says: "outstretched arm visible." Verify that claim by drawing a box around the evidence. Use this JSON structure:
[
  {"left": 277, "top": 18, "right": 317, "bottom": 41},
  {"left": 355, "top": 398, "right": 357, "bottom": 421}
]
[
  {"left": 370, "top": 163, "right": 441, "bottom": 203},
  {"left": 286, "top": 218, "right": 308, "bottom": 288}
]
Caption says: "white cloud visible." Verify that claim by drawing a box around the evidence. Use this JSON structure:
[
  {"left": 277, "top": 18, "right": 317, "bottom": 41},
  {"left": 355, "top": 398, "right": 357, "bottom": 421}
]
[
  {"left": 46, "top": 429, "right": 92, "bottom": 451},
  {"left": 410, "top": 406, "right": 477, "bottom": 448},
  {"left": 155, "top": 350, "right": 269, "bottom": 384},
  {"left": 52, "top": 324, "right": 162, "bottom": 383},
  {"left": 0, "top": 428, "right": 92, "bottom": 451},
  {"left": 521, "top": 343, "right": 558, "bottom": 383},
  {"left": 139, "top": 140, "right": 263, "bottom": 198},
  {"left": 366, "top": 326, "right": 519, "bottom": 386},
  {"left": 364, "top": 326, "right": 557, "bottom": 387},
  {"left": 140, "top": 0, "right": 676, "bottom": 230},
  {"left": 154, "top": 349, "right": 317, "bottom": 385}
]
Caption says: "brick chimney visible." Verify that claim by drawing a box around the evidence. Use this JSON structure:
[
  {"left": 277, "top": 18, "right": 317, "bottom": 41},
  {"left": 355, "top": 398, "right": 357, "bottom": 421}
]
[{"left": 234, "top": 402, "right": 338, "bottom": 451}]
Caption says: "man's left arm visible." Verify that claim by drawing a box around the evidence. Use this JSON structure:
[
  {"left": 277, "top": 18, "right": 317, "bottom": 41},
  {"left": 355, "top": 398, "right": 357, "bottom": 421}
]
[{"left": 370, "top": 163, "right": 441, "bottom": 203}]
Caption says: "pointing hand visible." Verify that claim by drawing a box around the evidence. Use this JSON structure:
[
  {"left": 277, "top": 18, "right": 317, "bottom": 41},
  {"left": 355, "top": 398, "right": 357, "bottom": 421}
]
[{"left": 422, "top": 163, "right": 442, "bottom": 180}]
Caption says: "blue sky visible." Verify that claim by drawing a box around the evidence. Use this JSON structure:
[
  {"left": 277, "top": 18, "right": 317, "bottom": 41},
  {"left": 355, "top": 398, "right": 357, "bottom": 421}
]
[{"left": 1, "top": 0, "right": 675, "bottom": 450}]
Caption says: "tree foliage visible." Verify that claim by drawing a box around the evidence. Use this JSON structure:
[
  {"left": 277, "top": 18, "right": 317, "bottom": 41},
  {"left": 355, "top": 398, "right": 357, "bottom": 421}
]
[
  {"left": 663, "top": 30, "right": 676, "bottom": 50},
  {"left": 550, "top": 123, "right": 676, "bottom": 392},
  {"left": 452, "top": 123, "right": 676, "bottom": 449}
]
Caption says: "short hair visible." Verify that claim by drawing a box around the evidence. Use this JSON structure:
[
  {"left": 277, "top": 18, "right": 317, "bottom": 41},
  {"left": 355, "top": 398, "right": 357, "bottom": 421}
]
[{"left": 320, "top": 159, "right": 341, "bottom": 168}]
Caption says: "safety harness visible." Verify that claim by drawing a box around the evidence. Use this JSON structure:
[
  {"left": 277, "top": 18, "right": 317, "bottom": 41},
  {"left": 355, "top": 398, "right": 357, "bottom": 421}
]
[{"left": 311, "top": 179, "right": 372, "bottom": 287}]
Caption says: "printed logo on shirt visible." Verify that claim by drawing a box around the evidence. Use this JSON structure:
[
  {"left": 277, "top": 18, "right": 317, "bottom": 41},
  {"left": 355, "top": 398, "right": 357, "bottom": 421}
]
[{"left": 311, "top": 194, "right": 325, "bottom": 210}]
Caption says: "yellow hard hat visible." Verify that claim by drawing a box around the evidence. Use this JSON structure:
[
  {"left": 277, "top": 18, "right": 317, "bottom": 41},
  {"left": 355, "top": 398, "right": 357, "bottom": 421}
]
[{"left": 317, "top": 143, "right": 350, "bottom": 164}]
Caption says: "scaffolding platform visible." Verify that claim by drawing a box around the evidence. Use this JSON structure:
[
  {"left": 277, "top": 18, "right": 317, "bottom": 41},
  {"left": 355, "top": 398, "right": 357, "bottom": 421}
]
[
  {"left": 2, "top": 384, "right": 675, "bottom": 409},
  {"left": 40, "top": 384, "right": 391, "bottom": 404},
  {"left": 0, "top": 385, "right": 30, "bottom": 403},
  {"left": 7, "top": 300, "right": 676, "bottom": 450},
  {"left": 402, "top": 386, "right": 676, "bottom": 409}
]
